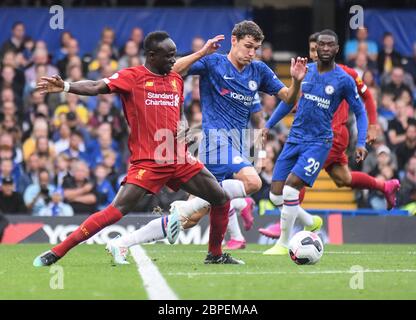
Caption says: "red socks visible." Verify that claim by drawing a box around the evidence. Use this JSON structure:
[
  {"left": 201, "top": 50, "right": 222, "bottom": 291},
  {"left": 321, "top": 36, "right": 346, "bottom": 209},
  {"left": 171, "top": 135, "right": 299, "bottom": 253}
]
[
  {"left": 350, "top": 171, "right": 385, "bottom": 192},
  {"left": 52, "top": 205, "right": 123, "bottom": 258},
  {"left": 209, "top": 200, "right": 230, "bottom": 256}
]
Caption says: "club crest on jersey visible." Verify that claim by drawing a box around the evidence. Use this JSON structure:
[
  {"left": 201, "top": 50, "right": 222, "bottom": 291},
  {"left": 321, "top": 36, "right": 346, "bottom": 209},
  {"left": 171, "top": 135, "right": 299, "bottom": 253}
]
[
  {"left": 248, "top": 80, "right": 258, "bottom": 91},
  {"left": 325, "top": 85, "right": 335, "bottom": 95},
  {"left": 232, "top": 156, "right": 244, "bottom": 164},
  {"left": 171, "top": 79, "right": 178, "bottom": 92}
]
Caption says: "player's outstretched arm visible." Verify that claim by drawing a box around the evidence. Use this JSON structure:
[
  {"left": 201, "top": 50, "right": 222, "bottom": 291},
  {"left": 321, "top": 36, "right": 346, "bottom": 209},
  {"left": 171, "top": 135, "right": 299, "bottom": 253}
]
[
  {"left": 276, "top": 57, "right": 307, "bottom": 105},
  {"left": 37, "top": 75, "right": 110, "bottom": 96},
  {"left": 173, "top": 35, "right": 224, "bottom": 76}
]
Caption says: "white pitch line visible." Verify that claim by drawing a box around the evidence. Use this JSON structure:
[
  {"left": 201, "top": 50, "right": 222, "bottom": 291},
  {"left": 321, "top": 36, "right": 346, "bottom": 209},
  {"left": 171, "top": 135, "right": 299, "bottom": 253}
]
[
  {"left": 130, "top": 245, "right": 178, "bottom": 300},
  {"left": 165, "top": 269, "right": 416, "bottom": 277}
]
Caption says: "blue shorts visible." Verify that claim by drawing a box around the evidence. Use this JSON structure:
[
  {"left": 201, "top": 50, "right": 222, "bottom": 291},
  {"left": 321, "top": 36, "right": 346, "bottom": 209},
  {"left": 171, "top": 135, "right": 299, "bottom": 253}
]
[
  {"left": 199, "top": 143, "right": 252, "bottom": 182},
  {"left": 272, "top": 141, "right": 332, "bottom": 187}
]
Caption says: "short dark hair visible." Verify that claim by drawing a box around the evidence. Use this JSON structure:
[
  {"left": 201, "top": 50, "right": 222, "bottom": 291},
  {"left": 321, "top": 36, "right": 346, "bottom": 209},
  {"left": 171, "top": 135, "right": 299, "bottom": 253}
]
[
  {"left": 309, "top": 32, "right": 320, "bottom": 43},
  {"left": 232, "top": 20, "right": 264, "bottom": 42},
  {"left": 319, "top": 29, "right": 339, "bottom": 44},
  {"left": 12, "top": 21, "right": 24, "bottom": 30},
  {"left": 144, "top": 31, "right": 170, "bottom": 54},
  {"left": 383, "top": 32, "right": 393, "bottom": 39}
]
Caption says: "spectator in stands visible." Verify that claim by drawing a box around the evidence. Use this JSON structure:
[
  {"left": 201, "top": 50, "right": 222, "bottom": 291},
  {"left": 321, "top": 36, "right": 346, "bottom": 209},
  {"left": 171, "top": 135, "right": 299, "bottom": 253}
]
[
  {"left": 377, "top": 92, "right": 397, "bottom": 127},
  {"left": 94, "top": 163, "right": 115, "bottom": 210},
  {"left": 369, "top": 145, "right": 398, "bottom": 178},
  {"left": 22, "top": 117, "right": 50, "bottom": 161},
  {"left": 397, "top": 156, "right": 416, "bottom": 212},
  {"left": 57, "top": 38, "right": 87, "bottom": 80},
  {"left": 53, "top": 122, "right": 71, "bottom": 154},
  {"left": 344, "top": 26, "right": 378, "bottom": 64},
  {"left": 1, "top": 50, "right": 25, "bottom": 92},
  {"left": 87, "top": 47, "right": 118, "bottom": 80},
  {"left": 36, "top": 136, "right": 56, "bottom": 171},
  {"left": 23, "top": 168, "right": 55, "bottom": 215},
  {"left": 396, "top": 120, "right": 416, "bottom": 171},
  {"left": 0, "top": 154, "right": 28, "bottom": 195},
  {"left": 377, "top": 32, "right": 403, "bottom": 75},
  {"left": 404, "top": 42, "right": 416, "bottom": 84},
  {"left": 53, "top": 153, "right": 71, "bottom": 188},
  {"left": 38, "top": 186, "right": 74, "bottom": 217},
  {"left": 54, "top": 93, "right": 89, "bottom": 126},
  {"left": 0, "top": 131, "right": 23, "bottom": 165},
  {"left": 118, "top": 40, "right": 141, "bottom": 70},
  {"left": 0, "top": 22, "right": 26, "bottom": 59},
  {"left": 24, "top": 153, "right": 40, "bottom": 185},
  {"left": 88, "top": 97, "right": 124, "bottom": 140},
  {"left": 387, "top": 99, "right": 411, "bottom": 148},
  {"left": 94, "top": 27, "right": 119, "bottom": 60},
  {"left": 102, "top": 149, "right": 119, "bottom": 189},
  {"left": 61, "top": 129, "right": 90, "bottom": 164},
  {"left": 54, "top": 31, "right": 73, "bottom": 64},
  {"left": 24, "top": 47, "right": 58, "bottom": 86},
  {"left": 0, "top": 176, "right": 27, "bottom": 214},
  {"left": 0, "top": 65, "right": 24, "bottom": 98},
  {"left": 1, "top": 87, "right": 22, "bottom": 111},
  {"left": 353, "top": 51, "right": 369, "bottom": 78},
  {"left": 381, "top": 66, "right": 414, "bottom": 99},
  {"left": 128, "top": 27, "right": 144, "bottom": 53},
  {"left": 260, "top": 42, "right": 277, "bottom": 72},
  {"left": 63, "top": 160, "right": 97, "bottom": 214}
]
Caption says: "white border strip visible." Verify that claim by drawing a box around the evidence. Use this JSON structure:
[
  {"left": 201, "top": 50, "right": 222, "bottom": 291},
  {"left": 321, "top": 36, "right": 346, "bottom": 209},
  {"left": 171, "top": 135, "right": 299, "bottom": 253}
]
[{"left": 130, "top": 245, "right": 178, "bottom": 300}]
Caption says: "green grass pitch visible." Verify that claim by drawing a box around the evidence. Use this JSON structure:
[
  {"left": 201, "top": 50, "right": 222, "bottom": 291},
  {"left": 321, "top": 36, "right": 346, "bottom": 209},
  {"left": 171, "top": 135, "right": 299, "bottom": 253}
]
[{"left": 1, "top": 244, "right": 415, "bottom": 300}]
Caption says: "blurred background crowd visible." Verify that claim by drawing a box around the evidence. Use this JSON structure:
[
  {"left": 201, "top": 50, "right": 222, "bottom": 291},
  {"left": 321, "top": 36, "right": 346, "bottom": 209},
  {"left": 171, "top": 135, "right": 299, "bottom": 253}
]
[{"left": 0, "top": 19, "right": 416, "bottom": 216}]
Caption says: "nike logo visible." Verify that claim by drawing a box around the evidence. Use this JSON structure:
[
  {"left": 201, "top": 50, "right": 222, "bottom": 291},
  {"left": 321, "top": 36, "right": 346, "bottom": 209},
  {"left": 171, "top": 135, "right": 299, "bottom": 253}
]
[
  {"left": 223, "top": 75, "right": 234, "bottom": 80},
  {"left": 301, "top": 81, "right": 309, "bottom": 84}
]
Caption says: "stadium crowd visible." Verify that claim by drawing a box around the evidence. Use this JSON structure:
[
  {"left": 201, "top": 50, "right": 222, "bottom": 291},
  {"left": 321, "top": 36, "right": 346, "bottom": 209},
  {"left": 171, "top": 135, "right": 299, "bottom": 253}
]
[{"left": 0, "top": 22, "right": 415, "bottom": 216}]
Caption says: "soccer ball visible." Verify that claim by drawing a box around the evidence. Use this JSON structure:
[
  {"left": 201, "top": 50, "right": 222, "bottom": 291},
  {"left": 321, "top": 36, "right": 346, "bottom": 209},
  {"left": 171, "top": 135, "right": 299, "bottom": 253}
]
[{"left": 288, "top": 231, "right": 324, "bottom": 265}]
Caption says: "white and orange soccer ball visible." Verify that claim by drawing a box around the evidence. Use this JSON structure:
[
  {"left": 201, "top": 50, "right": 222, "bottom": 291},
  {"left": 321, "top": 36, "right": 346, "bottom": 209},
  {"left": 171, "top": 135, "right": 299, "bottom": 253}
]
[{"left": 288, "top": 231, "right": 324, "bottom": 265}]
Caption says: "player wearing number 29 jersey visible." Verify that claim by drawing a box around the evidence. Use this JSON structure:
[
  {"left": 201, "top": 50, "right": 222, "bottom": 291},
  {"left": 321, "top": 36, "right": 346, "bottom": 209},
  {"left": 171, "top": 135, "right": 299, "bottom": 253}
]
[{"left": 271, "top": 61, "right": 368, "bottom": 186}]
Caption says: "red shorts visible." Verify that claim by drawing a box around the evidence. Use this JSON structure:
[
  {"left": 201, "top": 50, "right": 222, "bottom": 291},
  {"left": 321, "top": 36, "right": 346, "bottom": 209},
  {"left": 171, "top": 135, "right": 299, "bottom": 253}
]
[
  {"left": 122, "top": 158, "right": 204, "bottom": 194},
  {"left": 324, "top": 126, "right": 350, "bottom": 170}
]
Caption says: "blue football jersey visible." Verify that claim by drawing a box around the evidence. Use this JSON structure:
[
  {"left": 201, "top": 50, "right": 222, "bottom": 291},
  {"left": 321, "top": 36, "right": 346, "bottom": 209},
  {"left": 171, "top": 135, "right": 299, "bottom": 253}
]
[
  {"left": 188, "top": 53, "right": 284, "bottom": 133},
  {"left": 288, "top": 62, "right": 367, "bottom": 146}
]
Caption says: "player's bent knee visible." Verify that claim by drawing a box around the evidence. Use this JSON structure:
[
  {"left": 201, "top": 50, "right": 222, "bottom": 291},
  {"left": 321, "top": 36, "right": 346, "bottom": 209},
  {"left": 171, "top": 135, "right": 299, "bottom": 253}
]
[{"left": 244, "top": 176, "right": 262, "bottom": 194}]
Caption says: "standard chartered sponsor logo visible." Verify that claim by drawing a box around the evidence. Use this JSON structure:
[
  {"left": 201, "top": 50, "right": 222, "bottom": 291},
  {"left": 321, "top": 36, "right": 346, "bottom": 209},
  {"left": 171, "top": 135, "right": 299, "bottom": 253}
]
[
  {"left": 145, "top": 92, "right": 179, "bottom": 107},
  {"left": 303, "top": 93, "right": 331, "bottom": 109}
]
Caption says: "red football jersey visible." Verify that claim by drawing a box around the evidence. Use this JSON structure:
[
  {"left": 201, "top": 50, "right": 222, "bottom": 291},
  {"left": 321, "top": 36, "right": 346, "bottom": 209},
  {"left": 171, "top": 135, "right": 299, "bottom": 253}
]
[
  {"left": 104, "top": 66, "right": 184, "bottom": 162},
  {"left": 332, "top": 64, "right": 376, "bottom": 131}
]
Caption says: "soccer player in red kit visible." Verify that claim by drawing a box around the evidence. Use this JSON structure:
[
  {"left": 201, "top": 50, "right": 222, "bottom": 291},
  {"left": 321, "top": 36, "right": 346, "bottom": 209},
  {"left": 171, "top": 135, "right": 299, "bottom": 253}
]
[
  {"left": 261, "top": 32, "right": 400, "bottom": 246},
  {"left": 33, "top": 31, "right": 244, "bottom": 266}
]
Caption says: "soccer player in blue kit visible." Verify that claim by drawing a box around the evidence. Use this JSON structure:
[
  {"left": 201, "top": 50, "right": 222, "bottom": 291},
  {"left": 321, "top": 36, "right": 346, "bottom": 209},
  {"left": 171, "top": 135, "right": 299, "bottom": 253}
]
[
  {"left": 105, "top": 21, "right": 307, "bottom": 264},
  {"left": 262, "top": 29, "right": 369, "bottom": 255},
  {"left": 166, "top": 20, "right": 307, "bottom": 244}
]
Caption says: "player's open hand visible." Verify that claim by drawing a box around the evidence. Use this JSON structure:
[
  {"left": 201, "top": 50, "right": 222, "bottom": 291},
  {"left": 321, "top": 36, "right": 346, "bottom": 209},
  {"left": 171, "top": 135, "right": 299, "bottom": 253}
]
[
  {"left": 290, "top": 57, "right": 308, "bottom": 82},
  {"left": 200, "top": 35, "right": 225, "bottom": 56},
  {"left": 366, "top": 124, "right": 378, "bottom": 145},
  {"left": 36, "top": 75, "right": 65, "bottom": 95},
  {"left": 355, "top": 146, "right": 368, "bottom": 163}
]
